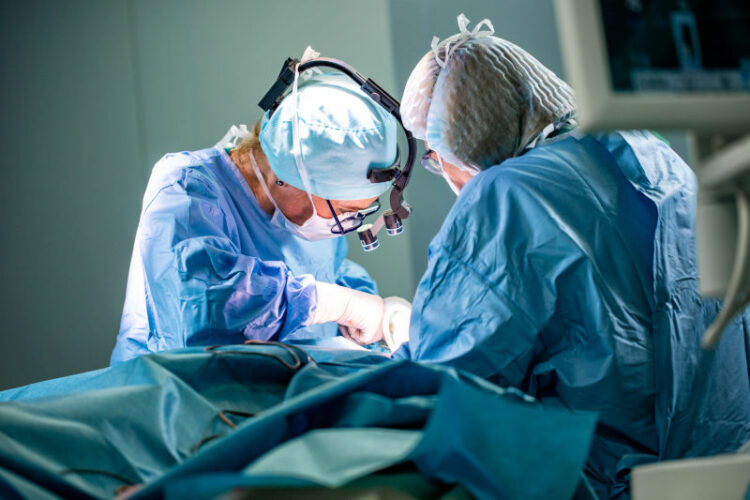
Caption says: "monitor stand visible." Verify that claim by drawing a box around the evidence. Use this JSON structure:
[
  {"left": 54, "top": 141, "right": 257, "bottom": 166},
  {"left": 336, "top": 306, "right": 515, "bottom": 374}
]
[{"left": 693, "top": 133, "right": 750, "bottom": 349}]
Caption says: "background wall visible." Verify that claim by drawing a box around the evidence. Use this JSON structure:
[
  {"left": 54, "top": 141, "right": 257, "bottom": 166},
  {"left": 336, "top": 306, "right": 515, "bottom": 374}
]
[{"left": 0, "top": 0, "right": 691, "bottom": 389}]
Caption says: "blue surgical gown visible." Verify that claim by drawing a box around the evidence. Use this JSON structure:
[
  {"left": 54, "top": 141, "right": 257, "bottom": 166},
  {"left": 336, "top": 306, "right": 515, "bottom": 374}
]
[
  {"left": 111, "top": 145, "right": 376, "bottom": 364},
  {"left": 394, "top": 130, "right": 750, "bottom": 498}
]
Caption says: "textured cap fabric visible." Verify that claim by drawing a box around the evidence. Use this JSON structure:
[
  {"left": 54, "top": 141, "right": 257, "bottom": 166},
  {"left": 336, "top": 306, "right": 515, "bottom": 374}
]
[
  {"left": 259, "top": 71, "right": 398, "bottom": 200},
  {"left": 401, "top": 14, "right": 576, "bottom": 170}
]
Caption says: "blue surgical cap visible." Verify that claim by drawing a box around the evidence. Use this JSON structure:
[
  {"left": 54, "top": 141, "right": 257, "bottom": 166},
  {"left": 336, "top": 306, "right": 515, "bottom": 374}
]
[{"left": 259, "top": 72, "right": 398, "bottom": 200}]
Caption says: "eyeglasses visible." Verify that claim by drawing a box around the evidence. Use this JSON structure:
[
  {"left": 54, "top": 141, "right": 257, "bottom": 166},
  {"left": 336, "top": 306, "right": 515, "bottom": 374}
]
[
  {"left": 420, "top": 149, "right": 442, "bottom": 176},
  {"left": 328, "top": 198, "right": 381, "bottom": 235}
]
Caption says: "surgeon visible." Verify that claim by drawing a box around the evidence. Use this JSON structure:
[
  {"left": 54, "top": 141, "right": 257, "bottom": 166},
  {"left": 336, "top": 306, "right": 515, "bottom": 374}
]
[
  {"left": 111, "top": 50, "right": 401, "bottom": 364},
  {"left": 394, "top": 14, "right": 750, "bottom": 498}
]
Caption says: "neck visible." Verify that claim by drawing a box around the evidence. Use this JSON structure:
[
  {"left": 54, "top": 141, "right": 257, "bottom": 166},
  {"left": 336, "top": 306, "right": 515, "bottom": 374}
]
[{"left": 230, "top": 147, "right": 275, "bottom": 215}]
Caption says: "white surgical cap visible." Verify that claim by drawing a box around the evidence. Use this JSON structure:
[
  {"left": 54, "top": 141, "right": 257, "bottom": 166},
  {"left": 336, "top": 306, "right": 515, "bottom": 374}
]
[
  {"left": 400, "top": 13, "right": 576, "bottom": 170},
  {"left": 259, "top": 71, "right": 398, "bottom": 200}
]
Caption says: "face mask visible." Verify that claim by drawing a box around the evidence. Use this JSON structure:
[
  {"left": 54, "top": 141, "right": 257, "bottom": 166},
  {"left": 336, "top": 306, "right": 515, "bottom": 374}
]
[
  {"left": 276, "top": 208, "right": 340, "bottom": 241},
  {"left": 248, "top": 151, "right": 341, "bottom": 241}
]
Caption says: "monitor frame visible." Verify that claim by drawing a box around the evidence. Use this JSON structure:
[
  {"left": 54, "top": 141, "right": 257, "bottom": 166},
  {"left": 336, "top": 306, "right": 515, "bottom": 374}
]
[{"left": 554, "top": 0, "right": 750, "bottom": 133}]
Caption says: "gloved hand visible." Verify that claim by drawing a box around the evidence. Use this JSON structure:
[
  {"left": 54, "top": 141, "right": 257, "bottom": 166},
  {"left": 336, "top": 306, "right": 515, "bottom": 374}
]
[
  {"left": 382, "top": 296, "right": 412, "bottom": 351},
  {"left": 312, "top": 282, "right": 385, "bottom": 345}
]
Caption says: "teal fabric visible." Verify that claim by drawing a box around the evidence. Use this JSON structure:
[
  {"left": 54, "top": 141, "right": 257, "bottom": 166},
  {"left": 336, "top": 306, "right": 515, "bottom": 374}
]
[
  {"left": 0, "top": 344, "right": 596, "bottom": 500},
  {"left": 394, "top": 130, "right": 750, "bottom": 497},
  {"left": 259, "top": 72, "right": 398, "bottom": 200},
  {"left": 244, "top": 428, "right": 423, "bottom": 486},
  {"left": 111, "top": 144, "right": 377, "bottom": 365}
]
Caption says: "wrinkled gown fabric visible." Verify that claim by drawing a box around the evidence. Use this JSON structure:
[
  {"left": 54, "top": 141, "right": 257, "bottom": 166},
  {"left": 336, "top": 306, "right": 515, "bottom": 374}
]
[{"left": 394, "top": 130, "right": 750, "bottom": 498}]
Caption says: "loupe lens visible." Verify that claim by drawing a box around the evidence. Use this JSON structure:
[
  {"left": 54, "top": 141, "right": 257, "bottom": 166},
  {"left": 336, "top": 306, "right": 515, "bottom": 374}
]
[
  {"left": 357, "top": 224, "right": 379, "bottom": 251},
  {"left": 384, "top": 211, "right": 403, "bottom": 235}
]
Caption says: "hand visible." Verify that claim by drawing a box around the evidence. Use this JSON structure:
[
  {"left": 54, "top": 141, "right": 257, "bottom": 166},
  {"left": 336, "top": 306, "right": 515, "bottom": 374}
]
[
  {"left": 382, "top": 297, "right": 412, "bottom": 351},
  {"left": 312, "top": 282, "right": 385, "bottom": 345}
]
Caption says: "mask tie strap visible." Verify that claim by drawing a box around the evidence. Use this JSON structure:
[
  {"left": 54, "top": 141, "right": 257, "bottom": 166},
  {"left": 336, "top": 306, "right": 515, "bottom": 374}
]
[
  {"left": 290, "top": 61, "right": 324, "bottom": 223},
  {"left": 248, "top": 151, "right": 281, "bottom": 215}
]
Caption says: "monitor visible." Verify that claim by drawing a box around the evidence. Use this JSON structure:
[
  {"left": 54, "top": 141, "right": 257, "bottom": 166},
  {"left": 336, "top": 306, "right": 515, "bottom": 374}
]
[{"left": 553, "top": 0, "right": 750, "bottom": 133}]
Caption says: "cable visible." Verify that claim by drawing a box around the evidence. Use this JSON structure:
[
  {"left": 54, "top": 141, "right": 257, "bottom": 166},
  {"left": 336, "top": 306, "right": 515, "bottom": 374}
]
[{"left": 203, "top": 340, "right": 313, "bottom": 371}]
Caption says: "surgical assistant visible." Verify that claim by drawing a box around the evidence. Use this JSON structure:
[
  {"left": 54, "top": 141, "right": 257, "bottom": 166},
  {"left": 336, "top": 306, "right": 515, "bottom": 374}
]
[
  {"left": 394, "top": 15, "right": 750, "bottom": 498},
  {"left": 112, "top": 55, "right": 403, "bottom": 364}
]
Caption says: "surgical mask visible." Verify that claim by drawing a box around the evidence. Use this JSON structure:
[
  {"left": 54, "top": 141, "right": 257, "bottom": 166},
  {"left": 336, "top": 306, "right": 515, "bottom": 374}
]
[{"left": 248, "top": 151, "right": 344, "bottom": 241}]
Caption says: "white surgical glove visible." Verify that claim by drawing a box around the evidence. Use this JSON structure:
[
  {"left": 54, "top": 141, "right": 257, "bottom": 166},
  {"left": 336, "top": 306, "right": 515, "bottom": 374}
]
[
  {"left": 312, "top": 282, "right": 385, "bottom": 345},
  {"left": 382, "top": 296, "right": 412, "bottom": 352}
]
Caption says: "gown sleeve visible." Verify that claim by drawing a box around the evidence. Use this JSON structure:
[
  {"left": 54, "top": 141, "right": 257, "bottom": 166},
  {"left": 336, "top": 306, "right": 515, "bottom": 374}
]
[
  {"left": 138, "top": 168, "right": 317, "bottom": 350},
  {"left": 333, "top": 248, "right": 379, "bottom": 296}
]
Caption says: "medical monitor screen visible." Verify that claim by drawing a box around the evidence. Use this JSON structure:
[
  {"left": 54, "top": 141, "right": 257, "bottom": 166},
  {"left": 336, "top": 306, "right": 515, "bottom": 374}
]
[{"left": 599, "top": 0, "right": 750, "bottom": 93}]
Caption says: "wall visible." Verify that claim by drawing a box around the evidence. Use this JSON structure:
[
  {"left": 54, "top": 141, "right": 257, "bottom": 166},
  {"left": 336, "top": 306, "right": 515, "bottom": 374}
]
[{"left": 0, "top": 0, "right": 411, "bottom": 389}]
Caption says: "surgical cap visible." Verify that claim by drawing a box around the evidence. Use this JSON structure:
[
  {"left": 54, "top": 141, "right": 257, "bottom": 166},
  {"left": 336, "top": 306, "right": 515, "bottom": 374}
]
[
  {"left": 259, "top": 72, "right": 398, "bottom": 200},
  {"left": 400, "top": 14, "right": 576, "bottom": 170}
]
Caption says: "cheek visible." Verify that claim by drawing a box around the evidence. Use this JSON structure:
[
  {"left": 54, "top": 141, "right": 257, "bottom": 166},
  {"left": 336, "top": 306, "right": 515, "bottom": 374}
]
[
  {"left": 273, "top": 188, "right": 312, "bottom": 223},
  {"left": 312, "top": 198, "right": 335, "bottom": 219}
]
